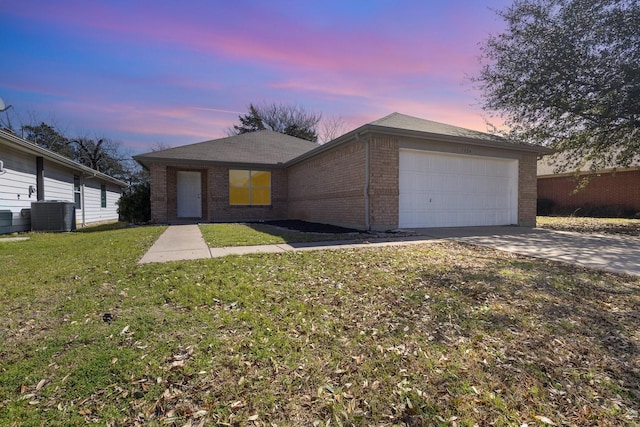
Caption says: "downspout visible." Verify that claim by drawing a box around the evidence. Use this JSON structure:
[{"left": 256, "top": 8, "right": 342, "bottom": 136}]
[{"left": 355, "top": 132, "right": 371, "bottom": 231}]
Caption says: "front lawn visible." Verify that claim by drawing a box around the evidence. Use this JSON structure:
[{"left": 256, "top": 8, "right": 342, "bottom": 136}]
[
  {"left": 1, "top": 227, "right": 639, "bottom": 426},
  {"left": 537, "top": 216, "right": 640, "bottom": 235},
  {"left": 199, "top": 222, "right": 362, "bottom": 247}
]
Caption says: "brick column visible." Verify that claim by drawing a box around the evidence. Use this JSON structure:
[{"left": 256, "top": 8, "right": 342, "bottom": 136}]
[
  {"left": 150, "top": 163, "right": 168, "bottom": 223},
  {"left": 518, "top": 153, "right": 538, "bottom": 227}
]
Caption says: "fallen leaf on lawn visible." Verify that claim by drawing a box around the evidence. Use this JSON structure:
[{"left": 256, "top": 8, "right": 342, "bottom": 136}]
[
  {"left": 167, "top": 359, "right": 186, "bottom": 370},
  {"left": 19, "top": 384, "right": 27, "bottom": 394},
  {"left": 110, "top": 357, "right": 118, "bottom": 365},
  {"left": 172, "top": 346, "right": 194, "bottom": 361},
  {"left": 534, "top": 415, "right": 556, "bottom": 425},
  {"left": 120, "top": 325, "right": 130, "bottom": 335},
  {"left": 351, "top": 355, "right": 364, "bottom": 365},
  {"left": 35, "top": 379, "right": 46, "bottom": 391},
  {"left": 230, "top": 400, "right": 245, "bottom": 410},
  {"left": 79, "top": 408, "right": 92, "bottom": 415},
  {"left": 193, "top": 410, "right": 208, "bottom": 418},
  {"left": 248, "top": 414, "right": 259, "bottom": 421},
  {"left": 145, "top": 400, "right": 158, "bottom": 418}
]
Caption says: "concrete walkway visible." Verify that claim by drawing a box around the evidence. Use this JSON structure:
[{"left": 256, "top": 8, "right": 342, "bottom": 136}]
[
  {"left": 138, "top": 224, "right": 438, "bottom": 264},
  {"left": 139, "top": 224, "right": 640, "bottom": 276},
  {"left": 139, "top": 224, "right": 211, "bottom": 264}
]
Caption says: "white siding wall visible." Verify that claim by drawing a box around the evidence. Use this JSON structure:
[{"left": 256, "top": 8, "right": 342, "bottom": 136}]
[
  {"left": 0, "top": 147, "right": 38, "bottom": 232},
  {"left": 0, "top": 146, "right": 123, "bottom": 234},
  {"left": 43, "top": 163, "right": 75, "bottom": 201},
  {"left": 82, "top": 180, "right": 121, "bottom": 224}
]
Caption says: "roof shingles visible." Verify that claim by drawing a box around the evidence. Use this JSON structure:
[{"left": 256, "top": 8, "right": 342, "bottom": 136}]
[
  {"left": 135, "top": 130, "right": 318, "bottom": 166},
  {"left": 135, "top": 113, "right": 551, "bottom": 169}
]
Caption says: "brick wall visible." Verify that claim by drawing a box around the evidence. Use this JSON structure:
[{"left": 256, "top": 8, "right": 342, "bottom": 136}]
[
  {"left": 149, "top": 162, "right": 287, "bottom": 223},
  {"left": 538, "top": 169, "right": 640, "bottom": 213},
  {"left": 368, "top": 136, "right": 399, "bottom": 230},
  {"left": 149, "top": 162, "right": 168, "bottom": 223},
  {"left": 207, "top": 165, "right": 288, "bottom": 222},
  {"left": 518, "top": 153, "right": 538, "bottom": 227},
  {"left": 288, "top": 140, "right": 367, "bottom": 229}
]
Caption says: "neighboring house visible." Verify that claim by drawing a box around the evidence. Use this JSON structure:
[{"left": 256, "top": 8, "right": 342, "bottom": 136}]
[
  {"left": 0, "top": 128, "right": 128, "bottom": 234},
  {"left": 537, "top": 155, "right": 640, "bottom": 215},
  {"left": 134, "top": 113, "right": 551, "bottom": 231}
]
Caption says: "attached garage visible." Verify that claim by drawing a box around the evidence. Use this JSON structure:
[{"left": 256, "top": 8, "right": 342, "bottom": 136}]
[{"left": 399, "top": 149, "right": 518, "bottom": 228}]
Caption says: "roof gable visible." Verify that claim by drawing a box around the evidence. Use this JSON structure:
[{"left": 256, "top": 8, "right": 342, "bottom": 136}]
[
  {"left": 288, "top": 113, "right": 551, "bottom": 166},
  {"left": 135, "top": 130, "right": 318, "bottom": 166},
  {"left": 370, "top": 112, "right": 508, "bottom": 143}
]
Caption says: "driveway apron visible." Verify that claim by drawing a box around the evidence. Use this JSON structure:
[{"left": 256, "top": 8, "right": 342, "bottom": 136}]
[{"left": 422, "top": 227, "right": 640, "bottom": 277}]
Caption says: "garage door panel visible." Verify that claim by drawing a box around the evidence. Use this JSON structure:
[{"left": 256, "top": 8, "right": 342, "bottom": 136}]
[{"left": 399, "top": 150, "right": 518, "bottom": 228}]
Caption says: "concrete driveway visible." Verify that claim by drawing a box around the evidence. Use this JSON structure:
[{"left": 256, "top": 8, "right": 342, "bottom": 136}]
[{"left": 417, "top": 226, "right": 640, "bottom": 276}]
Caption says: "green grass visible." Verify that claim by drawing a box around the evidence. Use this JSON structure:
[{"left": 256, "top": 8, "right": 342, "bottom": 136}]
[
  {"left": 199, "top": 222, "right": 361, "bottom": 247},
  {"left": 1, "top": 227, "right": 639, "bottom": 426}
]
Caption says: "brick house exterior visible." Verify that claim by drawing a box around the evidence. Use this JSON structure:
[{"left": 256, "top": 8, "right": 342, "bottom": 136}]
[
  {"left": 135, "top": 113, "right": 550, "bottom": 230},
  {"left": 538, "top": 166, "right": 640, "bottom": 215}
]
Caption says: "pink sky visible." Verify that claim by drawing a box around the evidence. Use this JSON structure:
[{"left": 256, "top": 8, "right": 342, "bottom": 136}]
[{"left": 0, "top": 0, "right": 511, "bottom": 153}]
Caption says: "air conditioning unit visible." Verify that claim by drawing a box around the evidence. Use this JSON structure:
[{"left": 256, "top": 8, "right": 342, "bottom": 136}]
[{"left": 31, "top": 201, "right": 76, "bottom": 232}]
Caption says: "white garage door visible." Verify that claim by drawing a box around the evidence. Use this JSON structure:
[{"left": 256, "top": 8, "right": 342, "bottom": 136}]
[{"left": 399, "top": 149, "right": 518, "bottom": 228}]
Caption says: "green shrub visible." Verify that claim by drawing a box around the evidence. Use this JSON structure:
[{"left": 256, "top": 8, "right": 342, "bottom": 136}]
[{"left": 117, "top": 182, "right": 150, "bottom": 223}]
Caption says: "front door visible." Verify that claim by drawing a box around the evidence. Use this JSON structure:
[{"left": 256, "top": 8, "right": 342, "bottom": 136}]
[{"left": 177, "top": 171, "right": 202, "bottom": 218}]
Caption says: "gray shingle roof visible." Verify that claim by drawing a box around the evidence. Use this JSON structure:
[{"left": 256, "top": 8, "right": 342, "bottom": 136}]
[
  {"left": 134, "top": 130, "right": 318, "bottom": 166},
  {"left": 537, "top": 150, "right": 640, "bottom": 176},
  {"left": 370, "top": 112, "right": 507, "bottom": 142}
]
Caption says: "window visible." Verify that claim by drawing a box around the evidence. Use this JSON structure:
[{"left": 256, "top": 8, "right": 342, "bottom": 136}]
[
  {"left": 73, "top": 175, "right": 81, "bottom": 209},
  {"left": 101, "top": 185, "right": 107, "bottom": 208},
  {"left": 229, "top": 170, "right": 271, "bottom": 205}
]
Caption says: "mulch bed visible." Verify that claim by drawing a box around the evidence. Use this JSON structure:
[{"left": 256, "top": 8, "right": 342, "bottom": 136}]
[{"left": 252, "top": 220, "right": 361, "bottom": 234}]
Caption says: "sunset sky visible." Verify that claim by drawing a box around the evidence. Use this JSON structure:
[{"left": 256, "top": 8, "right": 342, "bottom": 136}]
[{"left": 0, "top": 0, "right": 512, "bottom": 153}]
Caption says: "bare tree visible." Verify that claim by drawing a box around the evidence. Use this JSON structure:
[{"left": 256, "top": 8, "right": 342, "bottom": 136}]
[
  {"left": 71, "top": 136, "right": 128, "bottom": 180},
  {"left": 319, "top": 115, "right": 348, "bottom": 143}
]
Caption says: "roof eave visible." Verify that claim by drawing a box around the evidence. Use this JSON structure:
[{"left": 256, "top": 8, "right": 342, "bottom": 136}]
[
  {"left": 285, "top": 123, "right": 552, "bottom": 167},
  {"left": 0, "top": 130, "right": 128, "bottom": 188},
  {"left": 132, "top": 155, "right": 288, "bottom": 169},
  {"left": 365, "top": 124, "right": 554, "bottom": 154}
]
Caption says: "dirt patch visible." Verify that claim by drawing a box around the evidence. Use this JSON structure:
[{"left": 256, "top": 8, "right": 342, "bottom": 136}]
[{"left": 253, "top": 220, "right": 361, "bottom": 234}]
